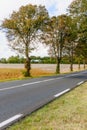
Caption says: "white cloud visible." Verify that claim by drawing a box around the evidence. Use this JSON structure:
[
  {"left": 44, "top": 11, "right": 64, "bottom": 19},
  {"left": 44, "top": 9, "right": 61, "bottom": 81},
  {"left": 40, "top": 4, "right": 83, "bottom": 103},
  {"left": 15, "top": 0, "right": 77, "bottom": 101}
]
[
  {"left": 55, "top": 0, "right": 73, "bottom": 15},
  {"left": 0, "top": 0, "right": 73, "bottom": 58},
  {"left": 0, "top": 0, "right": 73, "bottom": 19},
  {"left": 0, "top": 32, "right": 15, "bottom": 58}
]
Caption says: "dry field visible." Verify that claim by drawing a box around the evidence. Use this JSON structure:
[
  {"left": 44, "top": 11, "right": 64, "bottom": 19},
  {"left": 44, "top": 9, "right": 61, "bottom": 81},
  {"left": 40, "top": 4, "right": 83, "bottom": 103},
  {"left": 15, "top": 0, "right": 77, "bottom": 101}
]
[
  {"left": 0, "top": 64, "right": 86, "bottom": 81},
  {"left": 0, "top": 68, "right": 23, "bottom": 81},
  {"left": 0, "top": 68, "right": 53, "bottom": 81}
]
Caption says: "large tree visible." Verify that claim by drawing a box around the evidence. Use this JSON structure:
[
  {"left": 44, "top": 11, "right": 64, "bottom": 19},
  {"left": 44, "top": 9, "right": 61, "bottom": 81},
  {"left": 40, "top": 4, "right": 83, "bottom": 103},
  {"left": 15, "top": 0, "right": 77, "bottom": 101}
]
[
  {"left": 1, "top": 4, "right": 49, "bottom": 76},
  {"left": 68, "top": 0, "right": 87, "bottom": 67},
  {"left": 75, "top": 38, "right": 87, "bottom": 69},
  {"left": 64, "top": 16, "right": 77, "bottom": 71},
  {"left": 41, "top": 15, "right": 69, "bottom": 74}
]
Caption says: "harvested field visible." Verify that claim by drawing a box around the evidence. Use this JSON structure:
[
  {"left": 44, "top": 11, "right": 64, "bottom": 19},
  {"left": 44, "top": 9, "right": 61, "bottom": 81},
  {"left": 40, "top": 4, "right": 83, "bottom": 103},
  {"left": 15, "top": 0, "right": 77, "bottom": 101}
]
[
  {"left": 0, "top": 63, "right": 86, "bottom": 73},
  {"left": 31, "top": 64, "right": 85, "bottom": 73},
  {"left": 0, "top": 68, "right": 23, "bottom": 81},
  {"left": 0, "top": 68, "right": 53, "bottom": 81},
  {"left": 0, "top": 64, "right": 86, "bottom": 81}
]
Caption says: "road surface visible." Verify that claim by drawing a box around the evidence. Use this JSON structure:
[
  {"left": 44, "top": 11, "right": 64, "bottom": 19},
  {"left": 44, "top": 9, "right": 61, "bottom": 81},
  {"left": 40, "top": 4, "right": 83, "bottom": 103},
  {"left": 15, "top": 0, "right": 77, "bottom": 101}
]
[{"left": 0, "top": 70, "right": 87, "bottom": 129}]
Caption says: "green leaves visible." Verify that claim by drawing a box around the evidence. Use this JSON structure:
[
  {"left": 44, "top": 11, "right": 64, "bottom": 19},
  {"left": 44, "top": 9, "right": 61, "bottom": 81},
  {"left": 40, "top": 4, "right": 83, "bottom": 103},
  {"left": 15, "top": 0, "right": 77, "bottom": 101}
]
[
  {"left": 1, "top": 4, "right": 49, "bottom": 76},
  {"left": 68, "top": 0, "right": 87, "bottom": 64}
]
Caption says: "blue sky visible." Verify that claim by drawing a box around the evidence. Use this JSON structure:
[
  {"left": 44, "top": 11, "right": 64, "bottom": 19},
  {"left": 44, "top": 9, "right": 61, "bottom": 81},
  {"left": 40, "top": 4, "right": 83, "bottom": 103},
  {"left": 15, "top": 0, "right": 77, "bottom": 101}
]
[{"left": 0, "top": 0, "right": 73, "bottom": 58}]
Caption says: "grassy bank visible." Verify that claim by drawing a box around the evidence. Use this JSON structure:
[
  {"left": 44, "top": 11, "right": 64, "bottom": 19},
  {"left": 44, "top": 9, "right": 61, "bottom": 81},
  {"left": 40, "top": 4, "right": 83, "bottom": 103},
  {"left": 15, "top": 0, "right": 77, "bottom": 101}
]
[{"left": 7, "top": 82, "right": 87, "bottom": 130}]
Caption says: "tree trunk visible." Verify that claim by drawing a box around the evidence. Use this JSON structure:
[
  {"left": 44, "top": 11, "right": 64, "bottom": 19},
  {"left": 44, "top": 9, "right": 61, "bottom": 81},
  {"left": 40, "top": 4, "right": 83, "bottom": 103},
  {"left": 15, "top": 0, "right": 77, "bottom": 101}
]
[
  {"left": 83, "top": 59, "right": 86, "bottom": 69},
  {"left": 70, "top": 43, "right": 73, "bottom": 72},
  {"left": 70, "top": 62, "right": 73, "bottom": 72},
  {"left": 24, "top": 43, "right": 31, "bottom": 77},
  {"left": 69, "top": 55, "right": 73, "bottom": 72},
  {"left": 56, "top": 57, "right": 61, "bottom": 74},
  {"left": 78, "top": 60, "right": 81, "bottom": 70},
  {"left": 25, "top": 57, "right": 31, "bottom": 77}
]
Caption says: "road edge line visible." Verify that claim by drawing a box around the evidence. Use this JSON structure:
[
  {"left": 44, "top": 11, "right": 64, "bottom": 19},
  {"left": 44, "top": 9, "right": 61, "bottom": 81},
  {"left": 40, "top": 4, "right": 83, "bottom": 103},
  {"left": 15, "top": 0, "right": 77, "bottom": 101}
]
[
  {"left": 77, "top": 81, "right": 84, "bottom": 86},
  {"left": 54, "top": 88, "right": 70, "bottom": 98},
  {"left": 0, "top": 114, "right": 23, "bottom": 129}
]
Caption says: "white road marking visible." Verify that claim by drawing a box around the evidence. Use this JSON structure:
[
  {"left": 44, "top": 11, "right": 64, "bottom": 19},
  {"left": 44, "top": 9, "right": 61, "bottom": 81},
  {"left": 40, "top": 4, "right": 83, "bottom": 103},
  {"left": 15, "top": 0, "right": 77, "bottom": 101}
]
[
  {"left": 54, "top": 88, "right": 70, "bottom": 98},
  {"left": 65, "top": 73, "right": 80, "bottom": 78},
  {"left": 65, "top": 71, "right": 87, "bottom": 78},
  {"left": 0, "top": 114, "right": 23, "bottom": 128},
  {"left": 77, "top": 81, "right": 84, "bottom": 85},
  {"left": 0, "top": 77, "right": 63, "bottom": 91},
  {"left": 0, "top": 71, "right": 86, "bottom": 92}
]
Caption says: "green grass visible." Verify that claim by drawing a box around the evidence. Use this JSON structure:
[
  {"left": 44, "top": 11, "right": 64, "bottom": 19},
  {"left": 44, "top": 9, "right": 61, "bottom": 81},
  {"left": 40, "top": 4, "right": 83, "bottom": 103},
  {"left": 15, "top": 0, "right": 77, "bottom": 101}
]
[{"left": 7, "top": 82, "right": 87, "bottom": 130}]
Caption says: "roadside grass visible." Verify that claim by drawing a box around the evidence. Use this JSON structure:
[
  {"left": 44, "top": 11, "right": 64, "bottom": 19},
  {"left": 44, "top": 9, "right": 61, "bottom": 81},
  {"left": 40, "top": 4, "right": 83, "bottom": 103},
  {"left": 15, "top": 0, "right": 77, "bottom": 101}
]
[
  {"left": 7, "top": 82, "right": 87, "bottom": 130},
  {"left": 0, "top": 68, "right": 53, "bottom": 82}
]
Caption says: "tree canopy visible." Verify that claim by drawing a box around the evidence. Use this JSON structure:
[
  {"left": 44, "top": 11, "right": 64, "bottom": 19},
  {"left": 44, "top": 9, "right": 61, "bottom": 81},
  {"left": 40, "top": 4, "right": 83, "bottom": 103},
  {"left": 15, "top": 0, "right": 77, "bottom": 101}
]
[
  {"left": 68, "top": 0, "right": 87, "bottom": 68},
  {"left": 1, "top": 4, "right": 49, "bottom": 76}
]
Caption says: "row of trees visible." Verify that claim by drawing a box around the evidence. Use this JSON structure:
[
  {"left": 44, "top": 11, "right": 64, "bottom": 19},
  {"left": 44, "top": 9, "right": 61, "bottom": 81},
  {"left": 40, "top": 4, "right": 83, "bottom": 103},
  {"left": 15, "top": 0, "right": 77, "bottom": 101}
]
[
  {"left": 0, "top": 56, "right": 55, "bottom": 64},
  {"left": 0, "top": 56, "right": 25, "bottom": 63},
  {"left": 1, "top": 55, "right": 85, "bottom": 64},
  {"left": 0, "top": 0, "right": 87, "bottom": 76}
]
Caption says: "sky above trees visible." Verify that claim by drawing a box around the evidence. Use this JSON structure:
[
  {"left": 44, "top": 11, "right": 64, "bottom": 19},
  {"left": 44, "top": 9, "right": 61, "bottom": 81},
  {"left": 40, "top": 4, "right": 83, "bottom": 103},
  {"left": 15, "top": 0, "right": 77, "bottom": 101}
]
[{"left": 0, "top": 0, "right": 73, "bottom": 58}]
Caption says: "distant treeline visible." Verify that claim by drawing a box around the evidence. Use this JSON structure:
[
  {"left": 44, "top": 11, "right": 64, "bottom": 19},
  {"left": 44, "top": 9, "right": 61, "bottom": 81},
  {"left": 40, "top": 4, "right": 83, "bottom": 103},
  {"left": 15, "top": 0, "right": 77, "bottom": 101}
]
[{"left": 0, "top": 55, "right": 86, "bottom": 64}]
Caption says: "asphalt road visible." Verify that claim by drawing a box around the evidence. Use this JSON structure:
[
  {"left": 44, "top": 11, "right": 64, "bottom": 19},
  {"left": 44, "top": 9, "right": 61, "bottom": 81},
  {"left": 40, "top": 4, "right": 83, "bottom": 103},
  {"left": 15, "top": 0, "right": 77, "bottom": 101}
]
[{"left": 0, "top": 70, "right": 87, "bottom": 129}]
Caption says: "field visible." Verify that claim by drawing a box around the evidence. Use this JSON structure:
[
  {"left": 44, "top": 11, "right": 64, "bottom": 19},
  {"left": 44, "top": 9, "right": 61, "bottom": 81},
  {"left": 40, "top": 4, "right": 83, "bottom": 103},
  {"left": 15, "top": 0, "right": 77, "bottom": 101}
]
[
  {"left": 7, "top": 82, "right": 87, "bottom": 130},
  {"left": 0, "top": 64, "right": 86, "bottom": 81},
  {"left": 0, "top": 68, "right": 53, "bottom": 81}
]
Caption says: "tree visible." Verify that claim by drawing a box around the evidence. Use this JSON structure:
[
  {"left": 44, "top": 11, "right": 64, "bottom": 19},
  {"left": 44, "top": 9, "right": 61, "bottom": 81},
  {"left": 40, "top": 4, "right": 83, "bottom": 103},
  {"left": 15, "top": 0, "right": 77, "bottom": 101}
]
[
  {"left": 0, "top": 58, "right": 7, "bottom": 63},
  {"left": 41, "top": 15, "right": 69, "bottom": 74},
  {"left": 68, "top": 0, "right": 87, "bottom": 69},
  {"left": 7, "top": 55, "right": 25, "bottom": 63},
  {"left": 7, "top": 55, "right": 19, "bottom": 63},
  {"left": 75, "top": 38, "right": 87, "bottom": 69},
  {"left": 68, "top": 0, "right": 87, "bottom": 18},
  {"left": 1, "top": 4, "right": 49, "bottom": 76},
  {"left": 63, "top": 16, "right": 77, "bottom": 71}
]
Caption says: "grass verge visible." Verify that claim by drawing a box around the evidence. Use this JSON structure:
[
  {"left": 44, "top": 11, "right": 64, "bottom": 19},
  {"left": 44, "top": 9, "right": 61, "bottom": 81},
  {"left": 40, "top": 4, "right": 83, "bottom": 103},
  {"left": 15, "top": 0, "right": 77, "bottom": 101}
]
[{"left": 7, "top": 82, "right": 87, "bottom": 130}]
